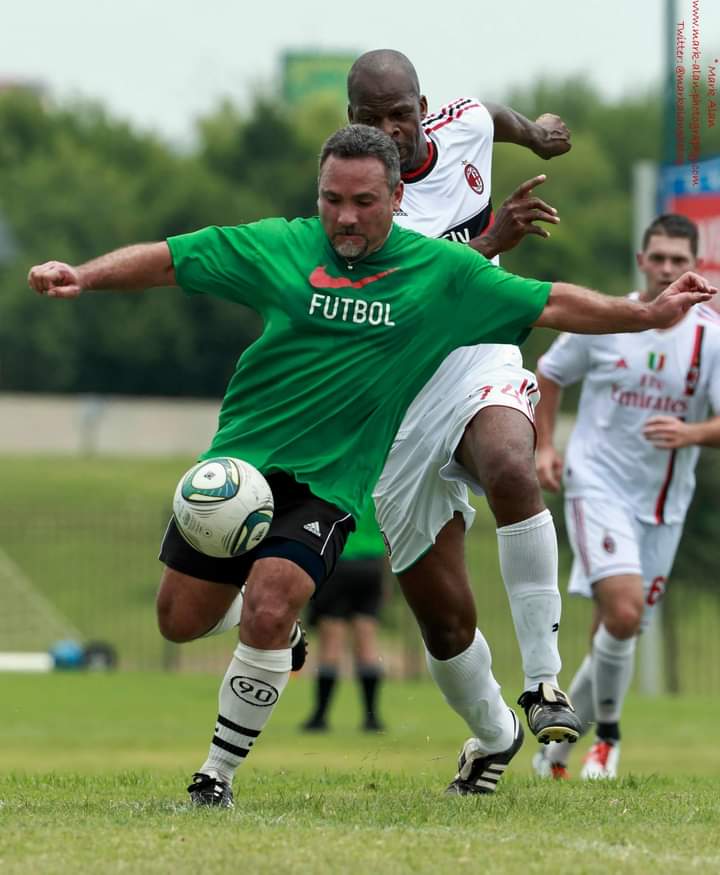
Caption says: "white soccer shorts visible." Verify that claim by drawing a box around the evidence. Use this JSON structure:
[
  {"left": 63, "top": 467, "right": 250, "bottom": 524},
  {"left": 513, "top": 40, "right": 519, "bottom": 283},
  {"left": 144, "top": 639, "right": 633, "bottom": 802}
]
[
  {"left": 373, "top": 359, "right": 538, "bottom": 574},
  {"left": 564, "top": 495, "right": 683, "bottom": 628}
]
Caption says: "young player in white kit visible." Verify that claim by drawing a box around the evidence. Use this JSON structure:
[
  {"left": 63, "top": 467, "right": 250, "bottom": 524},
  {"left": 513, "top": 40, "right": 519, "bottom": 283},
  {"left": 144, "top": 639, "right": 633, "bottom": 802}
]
[
  {"left": 347, "top": 49, "right": 583, "bottom": 793},
  {"left": 534, "top": 214, "right": 720, "bottom": 779}
]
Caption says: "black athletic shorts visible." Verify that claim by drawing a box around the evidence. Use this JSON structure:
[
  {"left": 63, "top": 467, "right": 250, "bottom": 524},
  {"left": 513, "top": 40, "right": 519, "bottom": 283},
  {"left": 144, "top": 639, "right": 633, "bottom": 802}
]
[
  {"left": 159, "top": 472, "right": 355, "bottom": 588},
  {"left": 307, "top": 557, "right": 385, "bottom": 625}
]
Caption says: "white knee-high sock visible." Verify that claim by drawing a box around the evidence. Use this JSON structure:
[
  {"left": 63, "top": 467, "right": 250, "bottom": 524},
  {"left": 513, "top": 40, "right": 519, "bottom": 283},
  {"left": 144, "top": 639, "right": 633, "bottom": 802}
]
[
  {"left": 426, "top": 629, "right": 515, "bottom": 752},
  {"left": 199, "top": 642, "right": 291, "bottom": 784},
  {"left": 592, "top": 624, "right": 636, "bottom": 724},
  {"left": 549, "top": 653, "right": 594, "bottom": 765},
  {"left": 496, "top": 509, "right": 561, "bottom": 691},
  {"left": 201, "top": 589, "right": 244, "bottom": 638}
]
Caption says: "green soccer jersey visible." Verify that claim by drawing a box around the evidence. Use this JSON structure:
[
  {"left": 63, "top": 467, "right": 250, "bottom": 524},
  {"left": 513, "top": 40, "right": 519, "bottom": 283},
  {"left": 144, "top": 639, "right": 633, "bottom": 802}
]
[{"left": 167, "top": 217, "right": 550, "bottom": 519}]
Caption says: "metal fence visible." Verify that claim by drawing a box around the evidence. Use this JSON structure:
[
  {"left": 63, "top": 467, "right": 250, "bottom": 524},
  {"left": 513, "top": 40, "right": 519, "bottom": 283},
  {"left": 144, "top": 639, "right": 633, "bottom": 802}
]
[{"left": 1, "top": 501, "right": 718, "bottom": 695}]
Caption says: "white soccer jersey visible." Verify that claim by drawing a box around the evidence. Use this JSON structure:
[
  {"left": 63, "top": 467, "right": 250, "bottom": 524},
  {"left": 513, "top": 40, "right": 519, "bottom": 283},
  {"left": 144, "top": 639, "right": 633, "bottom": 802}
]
[
  {"left": 374, "top": 97, "right": 539, "bottom": 571},
  {"left": 538, "top": 300, "right": 720, "bottom": 525},
  {"left": 392, "top": 96, "right": 522, "bottom": 409}
]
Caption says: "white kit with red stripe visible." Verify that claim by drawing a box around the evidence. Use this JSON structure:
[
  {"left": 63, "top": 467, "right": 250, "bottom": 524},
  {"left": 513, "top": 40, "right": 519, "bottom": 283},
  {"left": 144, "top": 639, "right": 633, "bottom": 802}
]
[
  {"left": 389, "top": 96, "right": 533, "bottom": 424},
  {"left": 394, "top": 97, "right": 496, "bottom": 246},
  {"left": 539, "top": 299, "right": 720, "bottom": 525},
  {"left": 374, "top": 97, "right": 540, "bottom": 573}
]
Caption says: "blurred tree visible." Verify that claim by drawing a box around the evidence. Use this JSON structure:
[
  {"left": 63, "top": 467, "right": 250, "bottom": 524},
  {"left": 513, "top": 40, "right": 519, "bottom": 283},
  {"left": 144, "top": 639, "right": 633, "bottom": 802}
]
[
  {"left": 0, "top": 90, "right": 262, "bottom": 396},
  {"left": 2, "top": 79, "right": 715, "bottom": 400}
]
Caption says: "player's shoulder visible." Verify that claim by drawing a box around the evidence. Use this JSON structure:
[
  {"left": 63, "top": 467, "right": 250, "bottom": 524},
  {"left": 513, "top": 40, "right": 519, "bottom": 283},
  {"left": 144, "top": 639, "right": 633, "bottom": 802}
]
[
  {"left": 695, "top": 303, "right": 720, "bottom": 348},
  {"left": 696, "top": 303, "right": 720, "bottom": 329},
  {"left": 422, "top": 97, "right": 492, "bottom": 138},
  {"left": 393, "top": 222, "right": 462, "bottom": 253},
  {"left": 244, "top": 216, "right": 322, "bottom": 244},
  {"left": 393, "top": 222, "right": 487, "bottom": 264}
]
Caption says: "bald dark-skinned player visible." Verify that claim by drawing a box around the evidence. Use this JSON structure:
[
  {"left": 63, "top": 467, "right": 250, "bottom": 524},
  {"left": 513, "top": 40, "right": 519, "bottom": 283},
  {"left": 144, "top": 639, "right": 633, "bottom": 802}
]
[{"left": 347, "top": 49, "right": 582, "bottom": 788}]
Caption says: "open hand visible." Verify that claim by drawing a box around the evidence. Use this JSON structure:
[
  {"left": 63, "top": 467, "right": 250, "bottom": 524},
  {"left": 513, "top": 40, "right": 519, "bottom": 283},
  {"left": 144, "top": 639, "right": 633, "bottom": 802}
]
[
  {"left": 484, "top": 175, "right": 560, "bottom": 255},
  {"left": 643, "top": 416, "right": 694, "bottom": 449},
  {"left": 647, "top": 272, "right": 716, "bottom": 328},
  {"left": 536, "top": 445, "right": 564, "bottom": 492}
]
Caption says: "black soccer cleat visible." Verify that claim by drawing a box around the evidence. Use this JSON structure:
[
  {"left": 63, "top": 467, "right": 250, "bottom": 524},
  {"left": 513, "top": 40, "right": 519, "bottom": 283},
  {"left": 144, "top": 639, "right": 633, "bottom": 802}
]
[
  {"left": 187, "top": 772, "right": 234, "bottom": 808},
  {"left": 446, "top": 710, "right": 524, "bottom": 796},
  {"left": 290, "top": 620, "right": 308, "bottom": 672},
  {"left": 517, "top": 682, "right": 582, "bottom": 745}
]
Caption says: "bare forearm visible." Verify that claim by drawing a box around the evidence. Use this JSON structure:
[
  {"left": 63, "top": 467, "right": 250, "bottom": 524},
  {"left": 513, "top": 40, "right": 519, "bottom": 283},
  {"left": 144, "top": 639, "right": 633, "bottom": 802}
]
[
  {"left": 467, "top": 235, "right": 499, "bottom": 259},
  {"left": 484, "top": 102, "right": 538, "bottom": 149},
  {"left": 535, "top": 373, "right": 563, "bottom": 449},
  {"left": 686, "top": 417, "right": 720, "bottom": 448},
  {"left": 535, "top": 283, "right": 654, "bottom": 333},
  {"left": 77, "top": 243, "right": 175, "bottom": 291}
]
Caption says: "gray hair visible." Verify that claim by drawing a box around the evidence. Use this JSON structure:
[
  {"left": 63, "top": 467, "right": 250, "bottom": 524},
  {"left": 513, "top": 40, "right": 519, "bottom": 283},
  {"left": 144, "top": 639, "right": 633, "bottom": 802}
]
[{"left": 319, "top": 125, "right": 401, "bottom": 191}]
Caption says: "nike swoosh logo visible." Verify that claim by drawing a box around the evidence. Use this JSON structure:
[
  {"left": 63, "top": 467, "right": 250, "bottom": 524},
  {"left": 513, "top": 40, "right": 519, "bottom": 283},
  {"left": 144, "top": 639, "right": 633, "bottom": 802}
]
[{"left": 309, "top": 266, "right": 397, "bottom": 290}]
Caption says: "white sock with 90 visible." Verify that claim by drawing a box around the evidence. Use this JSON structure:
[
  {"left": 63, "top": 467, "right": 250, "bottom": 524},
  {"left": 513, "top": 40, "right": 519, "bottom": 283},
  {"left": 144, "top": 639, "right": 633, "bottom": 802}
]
[
  {"left": 496, "top": 509, "right": 562, "bottom": 691},
  {"left": 426, "top": 628, "right": 515, "bottom": 753},
  {"left": 199, "top": 641, "right": 291, "bottom": 784}
]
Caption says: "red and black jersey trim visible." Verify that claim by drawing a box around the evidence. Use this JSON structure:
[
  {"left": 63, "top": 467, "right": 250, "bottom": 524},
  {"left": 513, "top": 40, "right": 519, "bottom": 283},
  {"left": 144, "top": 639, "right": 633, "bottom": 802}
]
[
  {"left": 684, "top": 324, "right": 705, "bottom": 396},
  {"left": 654, "top": 447, "right": 678, "bottom": 524},
  {"left": 438, "top": 200, "right": 494, "bottom": 242},
  {"left": 423, "top": 97, "right": 484, "bottom": 134},
  {"left": 402, "top": 139, "right": 438, "bottom": 184}
]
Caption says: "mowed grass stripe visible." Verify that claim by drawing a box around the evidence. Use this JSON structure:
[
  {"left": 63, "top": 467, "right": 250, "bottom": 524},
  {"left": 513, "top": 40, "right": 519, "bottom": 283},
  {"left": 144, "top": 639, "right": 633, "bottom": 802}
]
[{"left": 1, "top": 675, "right": 720, "bottom": 873}]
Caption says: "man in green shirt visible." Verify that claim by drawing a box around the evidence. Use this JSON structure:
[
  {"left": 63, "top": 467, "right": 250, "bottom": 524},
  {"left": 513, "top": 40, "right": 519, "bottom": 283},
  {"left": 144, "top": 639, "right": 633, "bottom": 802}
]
[{"left": 28, "top": 124, "right": 714, "bottom": 806}]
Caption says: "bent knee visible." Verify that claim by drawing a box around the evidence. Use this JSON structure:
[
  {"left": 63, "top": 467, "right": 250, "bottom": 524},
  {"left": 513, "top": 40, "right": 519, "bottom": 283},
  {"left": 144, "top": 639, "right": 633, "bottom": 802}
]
[
  {"left": 420, "top": 616, "right": 475, "bottom": 660},
  {"left": 155, "top": 586, "right": 208, "bottom": 643},
  {"left": 482, "top": 457, "right": 540, "bottom": 505},
  {"left": 603, "top": 603, "right": 643, "bottom": 639},
  {"left": 156, "top": 598, "right": 198, "bottom": 643}
]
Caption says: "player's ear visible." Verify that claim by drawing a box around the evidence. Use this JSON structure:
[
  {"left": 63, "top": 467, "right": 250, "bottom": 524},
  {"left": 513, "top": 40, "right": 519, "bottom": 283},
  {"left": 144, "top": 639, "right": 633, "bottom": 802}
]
[
  {"left": 392, "top": 180, "right": 404, "bottom": 211},
  {"left": 635, "top": 251, "right": 644, "bottom": 270},
  {"left": 347, "top": 103, "right": 354, "bottom": 123},
  {"left": 419, "top": 95, "right": 428, "bottom": 120}
]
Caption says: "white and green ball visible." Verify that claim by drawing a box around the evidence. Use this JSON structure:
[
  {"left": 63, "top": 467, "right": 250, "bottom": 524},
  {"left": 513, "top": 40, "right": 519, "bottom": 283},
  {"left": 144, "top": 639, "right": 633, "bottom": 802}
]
[{"left": 172, "top": 457, "right": 274, "bottom": 558}]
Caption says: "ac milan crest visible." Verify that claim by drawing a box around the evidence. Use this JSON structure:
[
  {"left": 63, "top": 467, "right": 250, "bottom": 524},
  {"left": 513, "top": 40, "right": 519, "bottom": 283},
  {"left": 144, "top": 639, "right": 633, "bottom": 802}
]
[
  {"left": 463, "top": 162, "right": 484, "bottom": 195},
  {"left": 602, "top": 534, "right": 616, "bottom": 554}
]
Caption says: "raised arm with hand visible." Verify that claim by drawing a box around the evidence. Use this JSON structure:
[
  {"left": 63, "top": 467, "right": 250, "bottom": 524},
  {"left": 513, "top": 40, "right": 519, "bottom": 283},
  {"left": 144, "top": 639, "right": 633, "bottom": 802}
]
[
  {"left": 470, "top": 174, "right": 559, "bottom": 259},
  {"left": 535, "top": 272, "right": 716, "bottom": 333},
  {"left": 28, "top": 242, "right": 175, "bottom": 299},
  {"left": 484, "top": 103, "right": 572, "bottom": 160}
]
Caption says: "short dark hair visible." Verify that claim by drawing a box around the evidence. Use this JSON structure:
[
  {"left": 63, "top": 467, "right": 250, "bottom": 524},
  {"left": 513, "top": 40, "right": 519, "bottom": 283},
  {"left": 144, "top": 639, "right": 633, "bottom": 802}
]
[
  {"left": 319, "top": 125, "right": 401, "bottom": 191},
  {"left": 642, "top": 214, "right": 699, "bottom": 256},
  {"left": 347, "top": 49, "right": 421, "bottom": 106}
]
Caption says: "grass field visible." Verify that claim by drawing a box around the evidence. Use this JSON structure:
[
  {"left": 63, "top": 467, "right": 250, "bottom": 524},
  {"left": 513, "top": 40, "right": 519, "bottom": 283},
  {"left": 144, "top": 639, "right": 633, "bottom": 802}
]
[{"left": 1, "top": 673, "right": 720, "bottom": 874}]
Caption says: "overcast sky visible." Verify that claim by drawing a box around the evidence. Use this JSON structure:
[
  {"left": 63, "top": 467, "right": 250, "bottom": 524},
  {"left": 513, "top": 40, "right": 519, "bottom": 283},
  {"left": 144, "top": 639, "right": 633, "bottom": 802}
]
[{"left": 3, "top": 0, "right": 718, "bottom": 143}]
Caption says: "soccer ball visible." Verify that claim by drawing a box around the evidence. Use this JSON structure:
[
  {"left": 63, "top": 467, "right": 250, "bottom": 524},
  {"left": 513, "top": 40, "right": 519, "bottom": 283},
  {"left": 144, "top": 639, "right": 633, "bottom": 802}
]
[{"left": 172, "top": 457, "right": 274, "bottom": 558}]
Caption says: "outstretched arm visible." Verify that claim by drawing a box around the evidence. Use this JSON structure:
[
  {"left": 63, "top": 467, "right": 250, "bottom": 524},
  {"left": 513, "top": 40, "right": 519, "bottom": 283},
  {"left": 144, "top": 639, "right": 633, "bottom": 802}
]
[
  {"left": 535, "top": 273, "right": 716, "bottom": 333},
  {"left": 484, "top": 103, "right": 571, "bottom": 160},
  {"left": 28, "top": 242, "right": 175, "bottom": 299}
]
